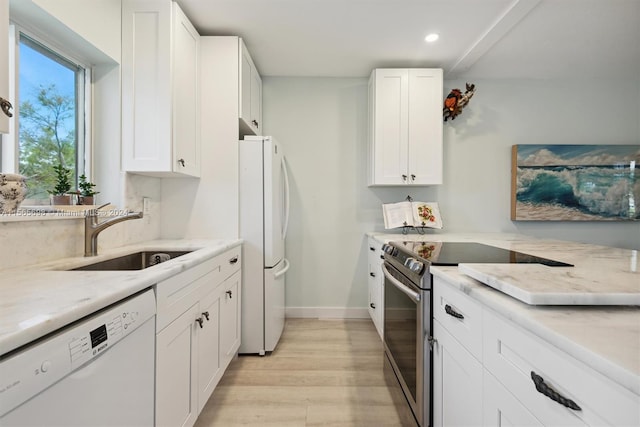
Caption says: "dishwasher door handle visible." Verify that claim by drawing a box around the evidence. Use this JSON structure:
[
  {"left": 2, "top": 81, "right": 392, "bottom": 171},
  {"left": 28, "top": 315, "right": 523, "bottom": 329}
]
[{"left": 382, "top": 264, "right": 421, "bottom": 302}]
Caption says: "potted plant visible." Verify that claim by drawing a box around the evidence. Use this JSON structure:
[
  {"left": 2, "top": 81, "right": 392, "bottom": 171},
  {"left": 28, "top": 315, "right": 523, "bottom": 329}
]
[
  {"left": 49, "top": 163, "right": 72, "bottom": 205},
  {"left": 77, "top": 174, "right": 99, "bottom": 205}
]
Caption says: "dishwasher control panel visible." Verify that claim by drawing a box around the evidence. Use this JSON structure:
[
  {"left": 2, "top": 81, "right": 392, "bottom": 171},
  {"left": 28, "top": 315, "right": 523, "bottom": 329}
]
[{"left": 0, "top": 289, "right": 155, "bottom": 418}]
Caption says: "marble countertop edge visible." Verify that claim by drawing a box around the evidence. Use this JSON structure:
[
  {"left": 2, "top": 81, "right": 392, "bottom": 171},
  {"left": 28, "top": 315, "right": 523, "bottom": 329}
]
[
  {"left": 430, "top": 266, "right": 640, "bottom": 397},
  {"left": 0, "top": 239, "right": 243, "bottom": 356}
]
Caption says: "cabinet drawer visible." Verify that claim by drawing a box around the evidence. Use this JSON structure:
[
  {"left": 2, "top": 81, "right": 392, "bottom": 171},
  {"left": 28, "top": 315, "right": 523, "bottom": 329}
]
[
  {"left": 220, "top": 246, "right": 241, "bottom": 280},
  {"left": 483, "top": 309, "right": 639, "bottom": 426},
  {"left": 433, "top": 277, "right": 483, "bottom": 359},
  {"left": 156, "top": 247, "right": 240, "bottom": 331},
  {"left": 483, "top": 369, "right": 543, "bottom": 426}
]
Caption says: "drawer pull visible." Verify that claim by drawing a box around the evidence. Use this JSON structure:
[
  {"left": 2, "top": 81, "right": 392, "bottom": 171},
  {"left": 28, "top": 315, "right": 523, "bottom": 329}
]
[
  {"left": 369, "top": 272, "right": 376, "bottom": 277},
  {"left": 195, "top": 317, "right": 204, "bottom": 328},
  {"left": 530, "top": 371, "right": 581, "bottom": 411},
  {"left": 369, "top": 246, "right": 375, "bottom": 251},
  {"left": 229, "top": 256, "right": 238, "bottom": 264},
  {"left": 370, "top": 303, "right": 376, "bottom": 309},
  {"left": 226, "top": 290, "right": 233, "bottom": 298},
  {"left": 445, "top": 304, "right": 464, "bottom": 319},
  {"left": 202, "top": 311, "right": 210, "bottom": 321}
]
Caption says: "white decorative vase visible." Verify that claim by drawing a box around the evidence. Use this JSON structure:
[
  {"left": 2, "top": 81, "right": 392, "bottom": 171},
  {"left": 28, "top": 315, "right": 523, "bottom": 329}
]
[{"left": 0, "top": 174, "right": 28, "bottom": 214}]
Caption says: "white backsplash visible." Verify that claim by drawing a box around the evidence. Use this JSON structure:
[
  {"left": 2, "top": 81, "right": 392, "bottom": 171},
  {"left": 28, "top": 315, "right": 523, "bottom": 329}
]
[{"left": 0, "top": 174, "right": 162, "bottom": 270}]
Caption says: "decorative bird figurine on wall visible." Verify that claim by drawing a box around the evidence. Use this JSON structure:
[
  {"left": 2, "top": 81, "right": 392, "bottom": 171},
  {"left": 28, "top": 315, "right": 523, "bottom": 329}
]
[{"left": 443, "top": 83, "right": 476, "bottom": 122}]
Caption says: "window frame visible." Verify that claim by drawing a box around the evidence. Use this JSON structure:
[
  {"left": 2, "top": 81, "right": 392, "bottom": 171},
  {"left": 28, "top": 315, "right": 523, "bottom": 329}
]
[{"left": 2, "top": 23, "right": 92, "bottom": 205}]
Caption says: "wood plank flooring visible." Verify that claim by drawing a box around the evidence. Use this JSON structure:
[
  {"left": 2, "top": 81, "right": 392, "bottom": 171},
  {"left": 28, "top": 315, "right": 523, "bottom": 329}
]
[{"left": 194, "top": 318, "right": 417, "bottom": 427}]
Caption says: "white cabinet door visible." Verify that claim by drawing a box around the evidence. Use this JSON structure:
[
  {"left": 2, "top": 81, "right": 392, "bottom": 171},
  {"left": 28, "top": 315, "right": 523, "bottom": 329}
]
[
  {"left": 369, "top": 69, "right": 408, "bottom": 185},
  {"left": 250, "top": 65, "right": 262, "bottom": 133},
  {"left": 0, "top": 0, "right": 10, "bottom": 134},
  {"left": 122, "top": 0, "right": 200, "bottom": 177},
  {"left": 368, "top": 68, "right": 443, "bottom": 186},
  {"left": 483, "top": 370, "right": 544, "bottom": 427},
  {"left": 239, "top": 39, "right": 262, "bottom": 136},
  {"left": 432, "top": 320, "right": 482, "bottom": 427},
  {"left": 156, "top": 303, "right": 199, "bottom": 427},
  {"left": 407, "top": 69, "right": 443, "bottom": 185},
  {"left": 367, "top": 238, "right": 383, "bottom": 339},
  {"left": 172, "top": 4, "right": 200, "bottom": 176},
  {"left": 220, "top": 271, "right": 241, "bottom": 366},
  {"left": 197, "top": 289, "right": 221, "bottom": 413}
]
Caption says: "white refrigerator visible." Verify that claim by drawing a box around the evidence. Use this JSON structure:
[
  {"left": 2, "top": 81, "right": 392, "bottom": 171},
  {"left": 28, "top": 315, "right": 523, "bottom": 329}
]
[{"left": 239, "top": 136, "right": 291, "bottom": 355}]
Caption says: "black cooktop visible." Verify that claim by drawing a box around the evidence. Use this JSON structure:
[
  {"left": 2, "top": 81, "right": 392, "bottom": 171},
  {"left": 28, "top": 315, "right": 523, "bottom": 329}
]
[{"left": 393, "top": 241, "right": 573, "bottom": 267}]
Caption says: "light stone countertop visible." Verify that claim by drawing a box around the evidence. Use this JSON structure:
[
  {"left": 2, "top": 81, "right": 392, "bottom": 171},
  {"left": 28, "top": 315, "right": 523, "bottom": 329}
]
[
  {"left": 0, "top": 239, "right": 242, "bottom": 357},
  {"left": 368, "top": 232, "right": 640, "bottom": 396}
]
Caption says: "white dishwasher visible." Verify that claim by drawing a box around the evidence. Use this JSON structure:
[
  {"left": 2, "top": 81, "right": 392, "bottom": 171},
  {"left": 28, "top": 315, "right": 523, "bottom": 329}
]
[{"left": 0, "top": 288, "right": 156, "bottom": 426}]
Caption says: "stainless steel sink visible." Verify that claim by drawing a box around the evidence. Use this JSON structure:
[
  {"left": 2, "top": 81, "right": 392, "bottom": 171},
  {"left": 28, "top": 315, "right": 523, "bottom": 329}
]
[{"left": 71, "top": 251, "right": 192, "bottom": 271}]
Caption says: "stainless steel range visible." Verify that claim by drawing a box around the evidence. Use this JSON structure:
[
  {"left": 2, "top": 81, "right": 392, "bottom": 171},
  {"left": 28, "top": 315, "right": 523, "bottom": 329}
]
[{"left": 381, "top": 241, "right": 572, "bottom": 427}]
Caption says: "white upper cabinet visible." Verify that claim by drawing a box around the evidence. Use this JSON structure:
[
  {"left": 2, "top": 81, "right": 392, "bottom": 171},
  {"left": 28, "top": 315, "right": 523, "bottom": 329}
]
[
  {"left": 239, "top": 39, "right": 262, "bottom": 136},
  {"left": 122, "top": 0, "right": 200, "bottom": 177},
  {"left": 0, "top": 0, "right": 11, "bottom": 134},
  {"left": 368, "top": 68, "right": 443, "bottom": 186}
]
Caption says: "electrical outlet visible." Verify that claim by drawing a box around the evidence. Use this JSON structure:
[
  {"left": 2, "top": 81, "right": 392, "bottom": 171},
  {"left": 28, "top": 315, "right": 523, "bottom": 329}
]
[{"left": 143, "top": 197, "right": 151, "bottom": 215}]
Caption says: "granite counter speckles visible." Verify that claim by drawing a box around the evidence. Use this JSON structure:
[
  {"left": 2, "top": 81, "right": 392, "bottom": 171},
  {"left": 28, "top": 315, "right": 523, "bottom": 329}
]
[{"left": 0, "top": 239, "right": 242, "bottom": 356}]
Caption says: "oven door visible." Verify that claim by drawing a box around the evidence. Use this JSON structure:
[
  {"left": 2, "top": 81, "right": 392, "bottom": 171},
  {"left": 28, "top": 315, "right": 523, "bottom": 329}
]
[{"left": 382, "top": 261, "right": 429, "bottom": 427}]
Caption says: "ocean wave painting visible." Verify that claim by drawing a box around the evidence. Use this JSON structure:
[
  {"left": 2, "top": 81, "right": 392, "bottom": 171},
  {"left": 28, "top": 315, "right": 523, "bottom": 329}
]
[{"left": 511, "top": 145, "right": 640, "bottom": 221}]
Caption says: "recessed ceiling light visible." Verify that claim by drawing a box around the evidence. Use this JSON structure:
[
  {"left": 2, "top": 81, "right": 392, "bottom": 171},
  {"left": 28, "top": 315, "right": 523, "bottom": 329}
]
[{"left": 425, "top": 33, "right": 439, "bottom": 43}]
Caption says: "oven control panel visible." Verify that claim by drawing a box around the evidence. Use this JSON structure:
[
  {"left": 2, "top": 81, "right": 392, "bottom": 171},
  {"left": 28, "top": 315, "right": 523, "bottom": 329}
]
[
  {"left": 0, "top": 290, "right": 155, "bottom": 418},
  {"left": 404, "top": 258, "right": 425, "bottom": 274}
]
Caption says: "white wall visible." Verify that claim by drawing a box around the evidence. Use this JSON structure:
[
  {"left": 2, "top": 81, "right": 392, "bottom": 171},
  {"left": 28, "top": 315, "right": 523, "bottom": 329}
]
[
  {"left": 262, "top": 76, "right": 640, "bottom": 311},
  {"left": 31, "top": 0, "right": 121, "bottom": 61},
  {"left": 160, "top": 37, "right": 240, "bottom": 240},
  {"left": 263, "top": 77, "right": 377, "bottom": 312}
]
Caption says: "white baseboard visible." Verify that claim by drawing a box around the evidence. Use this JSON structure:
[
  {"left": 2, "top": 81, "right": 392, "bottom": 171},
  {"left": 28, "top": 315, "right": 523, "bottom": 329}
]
[{"left": 285, "top": 307, "right": 370, "bottom": 319}]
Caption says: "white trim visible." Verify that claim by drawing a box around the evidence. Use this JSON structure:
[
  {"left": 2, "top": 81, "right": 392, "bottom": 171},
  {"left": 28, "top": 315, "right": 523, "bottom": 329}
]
[
  {"left": 446, "top": 0, "right": 541, "bottom": 76},
  {"left": 285, "top": 307, "right": 370, "bottom": 319}
]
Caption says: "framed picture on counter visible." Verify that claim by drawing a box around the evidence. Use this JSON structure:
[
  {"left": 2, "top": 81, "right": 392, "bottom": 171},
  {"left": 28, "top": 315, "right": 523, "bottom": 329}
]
[{"left": 511, "top": 144, "right": 640, "bottom": 221}]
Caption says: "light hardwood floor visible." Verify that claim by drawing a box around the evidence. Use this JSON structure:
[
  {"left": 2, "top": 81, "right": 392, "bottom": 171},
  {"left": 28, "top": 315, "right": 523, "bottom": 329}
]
[{"left": 194, "top": 318, "right": 417, "bottom": 427}]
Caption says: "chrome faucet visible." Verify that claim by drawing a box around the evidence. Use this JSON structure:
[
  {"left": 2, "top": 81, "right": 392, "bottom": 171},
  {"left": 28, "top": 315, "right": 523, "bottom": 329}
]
[{"left": 84, "top": 202, "right": 143, "bottom": 256}]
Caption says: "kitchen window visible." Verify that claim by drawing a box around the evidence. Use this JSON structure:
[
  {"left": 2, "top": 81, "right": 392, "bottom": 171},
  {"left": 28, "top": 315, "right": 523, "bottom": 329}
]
[{"left": 1, "top": 28, "right": 90, "bottom": 203}]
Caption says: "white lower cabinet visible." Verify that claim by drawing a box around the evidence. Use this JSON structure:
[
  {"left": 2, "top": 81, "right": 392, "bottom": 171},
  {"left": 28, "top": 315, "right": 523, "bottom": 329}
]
[
  {"left": 433, "top": 276, "right": 640, "bottom": 427},
  {"left": 367, "top": 237, "right": 383, "bottom": 339},
  {"left": 156, "top": 304, "right": 200, "bottom": 427},
  {"left": 432, "top": 320, "right": 482, "bottom": 427},
  {"left": 155, "top": 247, "right": 242, "bottom": 427},
  {"left": 219, "top": 271, "right": 241, "bottom": 368},
  {"left": 483, "top": 370, "right": 543, "bottom": 427},
  {"left": 196, "top": 288, "right": 221, "bottom": 414}
]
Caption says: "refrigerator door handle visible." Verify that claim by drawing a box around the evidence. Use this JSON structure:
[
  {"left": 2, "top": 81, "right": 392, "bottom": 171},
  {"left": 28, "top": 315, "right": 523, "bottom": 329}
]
[
  {"left": 281, "top": 157, "right": 291, "bottom": 240},
  {"left": 274, "top": 258, "right": 290, "bottom": 279}
]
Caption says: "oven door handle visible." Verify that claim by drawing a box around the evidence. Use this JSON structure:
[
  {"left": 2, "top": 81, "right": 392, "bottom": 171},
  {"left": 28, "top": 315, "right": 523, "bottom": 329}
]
[{"left": 382, "top": 264, "right": 421, "bottom": 302}]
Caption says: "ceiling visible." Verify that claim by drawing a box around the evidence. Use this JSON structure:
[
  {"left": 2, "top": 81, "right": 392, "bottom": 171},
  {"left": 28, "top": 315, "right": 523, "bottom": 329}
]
[{"left": 177, "top": 0, "right": 640, "bottom": 79}]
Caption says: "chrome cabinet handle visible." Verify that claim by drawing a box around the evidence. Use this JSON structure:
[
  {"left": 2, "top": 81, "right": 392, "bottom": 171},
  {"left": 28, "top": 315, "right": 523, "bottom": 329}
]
[
  {"left": 195, "top": 317, "right": 204, "bottom": 328},
  {"left": 0, "top": 97, "right": 13, "bottom": 117},
  {"left": 530, "top": 371, "right": 581, "bottom": 411},
  {"left": 445, "top": 304, "right": 464, "bottom": 319},
  {"left": 226, "top": 290, "right": 233, "bottom": 298},
  {"left": 202, "top": 311, "right": 210, "bottom": 321},
  {"left": 370, "top": 303, "right": 376, "bottom": 309},
  {"left": 177, "top": 158, "right": 186, "bottom": 167},
  {"left": 229, "top": 256, "right": 238, "bottom": 264}
]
